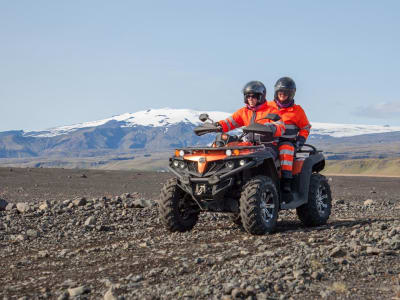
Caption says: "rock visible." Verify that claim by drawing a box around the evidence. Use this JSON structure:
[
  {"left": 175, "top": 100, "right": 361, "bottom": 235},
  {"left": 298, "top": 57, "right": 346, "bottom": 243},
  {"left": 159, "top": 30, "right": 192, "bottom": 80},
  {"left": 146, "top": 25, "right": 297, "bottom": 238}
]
[
  {"left": 39, "top": 201, "right": 50, "bottom": 210},
  {"left": 223, "top": 282, "right": 238, "bottom": 294},
  {"left": 73, "top": 197, "right": 87, "bottom": 206},
  {"left": 104, "top": 286, "right": 118, "bottom": 300},
  {"left": 80, "top": 174, "right": 87, "bottom": 178},
  {"left": 59, "top": 249, "right": 69, "bottom": 258},
  {"left": 84, "top": 216, "right": 96, "bottom": 226},
  {"left": 231, "top": 288, "right": 246, "bottom": 298},
  {"left": 273, "top": 284, "right": 283, "bottom": 292},
  {"left": 311, "top": 271, "right": 322, "bottom": 280},
  {"left": 335, "top": 199, "right": 345, "bottom": 205},
  {"left": 121, "top": 193, "right": 131, "bottom": 199},
  {"left": 5, "top": 203, "right": 16, "bottom": 210},
  {"left": 16, "top": 202, "right": 30, "bottom": 213},
  {"left": 68, "top": 285, "right": 90, "bottom": 297},
  {"left": 131, "top": 274, "right": 143, "bottom": 283},
  {"left": 194, "top": 257, "right": 204, "bottom": 264},
  {"left": 132, "top": 199, "right": 156, "bottom": 208},
  {"left": 330, "top": 247, "right": 347, "bottom": 258},
  {"left": 57, "top": 291, "right": 69, "bottom": 300},
  {"left": 14, "top": 234, "right": 26, "bottom": 241},
  {"left": 366, "top": 247, "right": 382, "bottom": 255},
  {"left": 293, "top": 269, "right": 305, "bottom": 279},
  {"left": 38, "top": 250, "right": 50, "bottom": 258},
  {"left": 26, "top": 229, "right": 39, "bottom": 238},
  {"left": 0, "top": 198, "right": 8, "bottom": 211},
  {"left": 364, "top": 199, "right": 374, "bottom": 206}
]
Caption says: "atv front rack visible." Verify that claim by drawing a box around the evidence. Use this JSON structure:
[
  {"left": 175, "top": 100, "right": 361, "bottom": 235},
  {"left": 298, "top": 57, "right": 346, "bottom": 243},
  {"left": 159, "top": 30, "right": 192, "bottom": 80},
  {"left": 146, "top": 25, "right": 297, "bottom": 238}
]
[
  {"left": 178, "top": 145, "right": 265, "bottom": 153},
  {"left": 169, "top": 160, "right": 257, "bottom": 186}
]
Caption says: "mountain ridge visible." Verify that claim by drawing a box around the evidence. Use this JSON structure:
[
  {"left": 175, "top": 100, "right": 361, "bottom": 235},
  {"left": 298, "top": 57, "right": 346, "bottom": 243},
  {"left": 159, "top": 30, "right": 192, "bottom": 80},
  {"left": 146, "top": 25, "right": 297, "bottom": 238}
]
[
  {"left": 23, "top": 108, "right": 400, "bottom": 138},
  {"left": 1, "top": 108, "right": 399, "bottom": 159}
]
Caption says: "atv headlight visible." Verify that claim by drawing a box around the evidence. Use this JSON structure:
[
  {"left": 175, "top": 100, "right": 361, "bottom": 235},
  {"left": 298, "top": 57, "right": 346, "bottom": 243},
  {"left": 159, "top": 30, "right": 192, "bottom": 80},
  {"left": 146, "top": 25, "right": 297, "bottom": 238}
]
[
  {"left": 226, "top": 161, "right": 235, "bottom": 169},
  {"left": 239, "top": 159, "right": 247, "bottom": 166},
  {"left": 225, "top": 149, "right": 232, "bottom": 156},
  {"left": 179, "top": 161, "right": 186, "bottom": 169},
  {"left": 173, "top": 160, "right": 180, "bottom": 168},
  {"left": 179, "top": 150, "right": 185, "bottom": 157}
]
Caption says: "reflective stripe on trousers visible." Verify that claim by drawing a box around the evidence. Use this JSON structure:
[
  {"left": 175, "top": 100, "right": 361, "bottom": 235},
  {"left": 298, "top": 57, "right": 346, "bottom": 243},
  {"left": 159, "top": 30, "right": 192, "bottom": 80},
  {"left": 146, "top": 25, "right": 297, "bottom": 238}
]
[{"left": 279, "top": 142, "right": 295, "bottom": 178}]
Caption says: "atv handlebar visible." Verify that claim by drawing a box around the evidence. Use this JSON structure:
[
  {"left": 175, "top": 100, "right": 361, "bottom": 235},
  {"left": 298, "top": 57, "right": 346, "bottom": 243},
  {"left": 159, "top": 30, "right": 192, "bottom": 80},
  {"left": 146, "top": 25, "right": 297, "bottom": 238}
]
[{"left": 194, "top": 123, "right": 222, "bottom": 136}]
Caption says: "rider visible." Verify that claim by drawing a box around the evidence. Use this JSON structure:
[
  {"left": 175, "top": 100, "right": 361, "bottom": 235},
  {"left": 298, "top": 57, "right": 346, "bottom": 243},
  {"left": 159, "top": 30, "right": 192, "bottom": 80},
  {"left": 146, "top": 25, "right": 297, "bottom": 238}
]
[
  {"left": 269, "top": 77, "right": 311, "bottom": 193},
  {"left": 216, "top": 81, "right": 286, "bottom": 156}
]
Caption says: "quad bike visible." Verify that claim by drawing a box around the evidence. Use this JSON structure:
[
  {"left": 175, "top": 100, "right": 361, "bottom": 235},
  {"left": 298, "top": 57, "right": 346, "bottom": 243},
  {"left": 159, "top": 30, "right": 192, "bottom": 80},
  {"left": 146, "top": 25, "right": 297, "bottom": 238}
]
[{"left": 158, "top": 113, "right": 332, "bottom": 235}]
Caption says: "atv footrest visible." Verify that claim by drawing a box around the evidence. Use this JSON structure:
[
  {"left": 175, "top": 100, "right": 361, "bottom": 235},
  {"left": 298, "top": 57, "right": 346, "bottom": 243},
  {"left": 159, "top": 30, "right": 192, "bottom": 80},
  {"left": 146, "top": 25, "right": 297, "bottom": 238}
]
[{"left": 280, "top": 193, "right": 307, "bottom": 210}]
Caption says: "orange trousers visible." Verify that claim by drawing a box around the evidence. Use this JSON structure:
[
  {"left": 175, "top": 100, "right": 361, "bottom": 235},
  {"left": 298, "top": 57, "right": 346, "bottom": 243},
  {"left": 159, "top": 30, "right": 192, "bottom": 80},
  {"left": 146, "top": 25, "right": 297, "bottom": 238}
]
[{"left": 279, "top": 142, "right": 295, "bottom": 179}]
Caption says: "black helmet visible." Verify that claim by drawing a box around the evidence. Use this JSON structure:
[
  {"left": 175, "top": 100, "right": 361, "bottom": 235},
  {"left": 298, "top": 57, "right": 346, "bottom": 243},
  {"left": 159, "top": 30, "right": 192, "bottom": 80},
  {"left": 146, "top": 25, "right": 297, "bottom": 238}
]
[
  {"left": 242, "top": 81, "right": 266, "bottom": 105},
  {"left": 274, "top": 77, "right": 296, "bottom": 101}
]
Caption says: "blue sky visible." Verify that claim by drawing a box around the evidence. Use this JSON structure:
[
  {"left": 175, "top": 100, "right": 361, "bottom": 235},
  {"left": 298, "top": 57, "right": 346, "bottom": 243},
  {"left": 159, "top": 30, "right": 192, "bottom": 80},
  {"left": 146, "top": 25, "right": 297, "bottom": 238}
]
[{"left": 1, "top": 0, "right": 400, "bottom": 131}]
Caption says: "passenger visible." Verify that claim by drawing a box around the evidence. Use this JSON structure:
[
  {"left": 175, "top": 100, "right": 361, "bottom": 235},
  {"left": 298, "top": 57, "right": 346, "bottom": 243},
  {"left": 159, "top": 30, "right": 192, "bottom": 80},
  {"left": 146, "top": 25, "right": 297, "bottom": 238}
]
[
  {"left": 216, "top": 81, "right": 286, "bottom": 158},
  {"left": 269, "top": 77, "right": 311, "bottom": 193}
]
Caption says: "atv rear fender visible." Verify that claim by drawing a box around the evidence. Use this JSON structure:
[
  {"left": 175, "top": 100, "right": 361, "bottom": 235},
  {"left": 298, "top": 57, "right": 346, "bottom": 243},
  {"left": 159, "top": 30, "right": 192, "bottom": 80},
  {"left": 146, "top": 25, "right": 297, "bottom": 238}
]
[{"left": 297, "top": 153, "right": 325, "bottom": 199}]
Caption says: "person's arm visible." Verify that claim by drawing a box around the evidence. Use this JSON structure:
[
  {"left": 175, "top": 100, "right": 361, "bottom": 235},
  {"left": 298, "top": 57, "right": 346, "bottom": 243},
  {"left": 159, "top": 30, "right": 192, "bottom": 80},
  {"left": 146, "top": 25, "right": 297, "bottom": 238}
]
[
  {"left": 296, "top": 107, "right": 311, "bottom": 147},
  {"left": 270, "top": 119, "right": 286, "bottom": 137},
  {"left": 217, "top": 110, "right": 244, "bottom": 132}
]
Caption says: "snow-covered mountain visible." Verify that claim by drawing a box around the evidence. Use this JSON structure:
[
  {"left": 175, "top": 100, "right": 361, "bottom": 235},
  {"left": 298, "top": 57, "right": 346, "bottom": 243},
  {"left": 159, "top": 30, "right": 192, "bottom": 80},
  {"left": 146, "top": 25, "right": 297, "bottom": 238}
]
[
  {"left": 1, "top": 108, "right": 400, "bottom": 160},
  {"left": 24, "top": 108, "right": 400, "bottom": 138}
]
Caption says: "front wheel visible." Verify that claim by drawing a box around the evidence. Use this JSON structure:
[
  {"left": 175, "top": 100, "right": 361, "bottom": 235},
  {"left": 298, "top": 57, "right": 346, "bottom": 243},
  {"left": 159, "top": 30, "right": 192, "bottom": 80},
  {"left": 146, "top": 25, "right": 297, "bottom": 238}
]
[
  {"left": 158, "top": 178, "right": 200, "bottom": 232},
  {"left": 296, "top": 173, "right": 332, "bottom": 226},
  {"left": 240, "top": 176, "right": 279, "bottom": 235}
]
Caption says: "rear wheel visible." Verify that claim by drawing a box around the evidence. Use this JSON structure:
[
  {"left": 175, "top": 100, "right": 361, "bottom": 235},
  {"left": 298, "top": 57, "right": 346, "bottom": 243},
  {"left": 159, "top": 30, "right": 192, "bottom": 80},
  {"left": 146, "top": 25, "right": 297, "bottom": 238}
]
[
  {"left": 296, "top": 173, "right": 332, "bottom": 226},
  {"left": 240, "top": 176, "right": 279, "bottom": 235},
  {"left": 158, "top": 178, "right": 200, "bottom": 232}
]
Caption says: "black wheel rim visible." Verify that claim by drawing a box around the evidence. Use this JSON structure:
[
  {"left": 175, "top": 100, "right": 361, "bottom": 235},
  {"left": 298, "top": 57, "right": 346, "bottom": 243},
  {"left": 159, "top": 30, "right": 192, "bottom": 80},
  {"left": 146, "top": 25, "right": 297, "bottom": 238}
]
[
  {"left": 260, "top": 190, "right": 275, "bottom": 223},
  {"left": 316, "top": 184, "right": 329, "bottom": 216}
]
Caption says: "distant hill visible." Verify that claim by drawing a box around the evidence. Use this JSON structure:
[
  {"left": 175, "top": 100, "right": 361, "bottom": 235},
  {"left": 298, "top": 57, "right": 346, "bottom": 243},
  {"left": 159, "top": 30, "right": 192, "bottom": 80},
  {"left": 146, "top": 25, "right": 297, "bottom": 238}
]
[{"left": 323, "top": 158, "right": 400, "bottom": 177}]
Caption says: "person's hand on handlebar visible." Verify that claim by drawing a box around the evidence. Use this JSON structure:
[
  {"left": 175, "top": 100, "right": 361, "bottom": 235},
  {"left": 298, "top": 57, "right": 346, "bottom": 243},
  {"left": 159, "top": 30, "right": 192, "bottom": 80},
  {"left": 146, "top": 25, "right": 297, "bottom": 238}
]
[
  {"left": 295, "top": 138, "right": 305, "bottom": 151},
  {"left": 213, "top": 122, "right": 223, "bottom": 132}
]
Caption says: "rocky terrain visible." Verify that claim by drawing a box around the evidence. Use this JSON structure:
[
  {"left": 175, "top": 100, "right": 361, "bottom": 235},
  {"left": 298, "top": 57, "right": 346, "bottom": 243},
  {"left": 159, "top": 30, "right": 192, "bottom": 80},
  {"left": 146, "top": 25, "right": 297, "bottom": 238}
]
[{"left": 0, "top": 168, "right": 400, "bottom": 299}]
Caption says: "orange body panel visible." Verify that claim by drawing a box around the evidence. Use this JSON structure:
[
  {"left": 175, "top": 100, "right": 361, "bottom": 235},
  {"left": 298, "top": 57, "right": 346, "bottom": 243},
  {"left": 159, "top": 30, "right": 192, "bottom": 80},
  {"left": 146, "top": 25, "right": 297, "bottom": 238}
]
[
  {"left": 184, "top": 153, "right": 227, "bottom": 174},
  {"left": 182, "top": 147, "right": 256, "bottom": 174},
  {"left": 292, "top": 159, "right": 304, "bottom": 175}
]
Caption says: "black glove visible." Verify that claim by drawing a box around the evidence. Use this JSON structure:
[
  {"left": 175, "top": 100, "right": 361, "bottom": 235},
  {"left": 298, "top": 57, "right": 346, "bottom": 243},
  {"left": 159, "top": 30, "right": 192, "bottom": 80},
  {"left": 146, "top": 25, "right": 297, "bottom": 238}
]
[
  {"left": 213, "top": 122, "right": 223, "bottom": 132},
  {"left": 295, "top": 137, "right": 305, "bottom": 151}
]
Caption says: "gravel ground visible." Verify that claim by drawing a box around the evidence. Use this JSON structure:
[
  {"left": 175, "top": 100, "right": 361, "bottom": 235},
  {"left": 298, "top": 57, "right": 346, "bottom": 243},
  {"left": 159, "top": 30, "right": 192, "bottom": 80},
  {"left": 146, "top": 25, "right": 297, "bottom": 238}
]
[{"left": 0, "top": 168, "right": 399, "bottom": 299}]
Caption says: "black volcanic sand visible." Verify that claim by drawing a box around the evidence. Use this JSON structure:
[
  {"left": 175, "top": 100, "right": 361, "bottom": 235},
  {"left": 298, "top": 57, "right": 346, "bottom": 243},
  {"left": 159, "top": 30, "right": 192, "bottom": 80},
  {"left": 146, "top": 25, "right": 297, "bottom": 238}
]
[
  {"left": 0, "top": 167, "right": 171, "bottom": 203},
  {"left": 0, "top": 167, "right": 400, "bottom": 299}
]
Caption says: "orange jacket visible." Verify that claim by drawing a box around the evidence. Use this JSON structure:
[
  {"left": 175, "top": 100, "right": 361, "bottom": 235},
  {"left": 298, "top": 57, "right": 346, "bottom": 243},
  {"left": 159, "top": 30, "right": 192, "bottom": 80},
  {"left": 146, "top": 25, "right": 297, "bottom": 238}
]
[
  {"left": 218, "top": 102, "right": 285, "bottom": 138},
  {"left": 268, "top": 101, "right": 311, "bottom": 142}
]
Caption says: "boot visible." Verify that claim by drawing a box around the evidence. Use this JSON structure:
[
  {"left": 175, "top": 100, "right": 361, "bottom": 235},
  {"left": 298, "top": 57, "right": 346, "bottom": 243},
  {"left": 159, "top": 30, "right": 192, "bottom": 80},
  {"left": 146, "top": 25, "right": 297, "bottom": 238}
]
[
  {"left": 282, "top": 179, "right": 292, "bottom": 193},
  {"left": 281, "top": 179, "right": 293, "bottom": 204}
]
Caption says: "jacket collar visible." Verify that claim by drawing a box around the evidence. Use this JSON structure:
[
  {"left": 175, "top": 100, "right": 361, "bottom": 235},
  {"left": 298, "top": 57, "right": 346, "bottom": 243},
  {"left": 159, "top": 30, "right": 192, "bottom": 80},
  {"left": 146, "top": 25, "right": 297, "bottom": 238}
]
[{"left": 245, "top": 101, "right": 269, "bottom": 112}]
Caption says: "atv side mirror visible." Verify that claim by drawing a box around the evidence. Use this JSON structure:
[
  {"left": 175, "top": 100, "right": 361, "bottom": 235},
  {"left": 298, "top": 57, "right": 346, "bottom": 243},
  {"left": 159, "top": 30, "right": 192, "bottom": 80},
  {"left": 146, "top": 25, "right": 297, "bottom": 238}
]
[
  {"left": 199, "top": 113, "right": 210, "bottom": 122},
  {"left": 264, "top": 114, "right": 281, "bottom": 122}
]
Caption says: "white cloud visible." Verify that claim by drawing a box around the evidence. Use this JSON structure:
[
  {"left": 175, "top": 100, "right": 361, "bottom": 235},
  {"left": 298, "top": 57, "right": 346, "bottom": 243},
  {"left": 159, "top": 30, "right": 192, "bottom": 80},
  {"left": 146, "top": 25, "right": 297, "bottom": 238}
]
[{"left": 353, "top": 102, "right": 400, "bottom": 119}]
